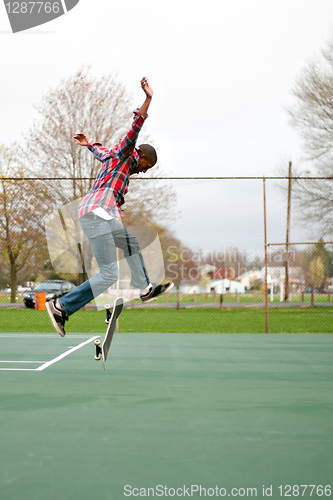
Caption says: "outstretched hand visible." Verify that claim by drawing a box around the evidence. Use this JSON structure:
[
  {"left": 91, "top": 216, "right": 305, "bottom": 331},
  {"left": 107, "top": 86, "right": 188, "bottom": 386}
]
[
  {"left": 141, "top": 77, "right": 153, "bottom": 99},
  {"left": 73, "top": 133, "right": 91, "bottom": 146}
]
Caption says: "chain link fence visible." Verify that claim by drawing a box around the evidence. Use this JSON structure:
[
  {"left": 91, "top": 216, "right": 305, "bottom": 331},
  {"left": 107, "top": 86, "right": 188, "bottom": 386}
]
[{"left": 1, "top": 176, "right": 332, "bottom": 333}]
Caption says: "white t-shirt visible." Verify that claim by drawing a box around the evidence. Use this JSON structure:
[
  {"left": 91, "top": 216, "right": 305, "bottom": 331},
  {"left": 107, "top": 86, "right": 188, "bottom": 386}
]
[{"left": 92, "top": 207, "right": 113, "bottom": 220}]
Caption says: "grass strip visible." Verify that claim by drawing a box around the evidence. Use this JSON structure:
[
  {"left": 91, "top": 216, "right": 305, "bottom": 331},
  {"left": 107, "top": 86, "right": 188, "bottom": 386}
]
[{"left": 2, "top": 306, "right": 332, "bottom": 334}]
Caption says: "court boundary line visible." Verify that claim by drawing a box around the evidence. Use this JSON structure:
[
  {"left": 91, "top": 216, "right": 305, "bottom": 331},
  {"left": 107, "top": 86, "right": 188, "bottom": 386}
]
[
  {"left": 0, "top": 360, "right": 47, "bottom": 363},
  {"left": 36, "top": 336, "right": 99, "bottom": 371},
  {"left": 0, "top": 335, "right": 100, "bottom": 372},
  {"left": 0, "top": 334, "right": 98, "bottom": 339}
]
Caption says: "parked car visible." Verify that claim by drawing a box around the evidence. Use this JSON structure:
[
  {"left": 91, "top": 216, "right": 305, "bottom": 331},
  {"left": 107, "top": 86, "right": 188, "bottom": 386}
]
[{"left": 23, "top": 280, "right": 76, "bottom": 308}]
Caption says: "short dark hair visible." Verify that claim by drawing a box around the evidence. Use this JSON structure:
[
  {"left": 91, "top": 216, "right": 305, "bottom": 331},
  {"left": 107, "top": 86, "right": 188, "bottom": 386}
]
[{"left": 138, "top": 144, "right": 157, "bottom": 166}]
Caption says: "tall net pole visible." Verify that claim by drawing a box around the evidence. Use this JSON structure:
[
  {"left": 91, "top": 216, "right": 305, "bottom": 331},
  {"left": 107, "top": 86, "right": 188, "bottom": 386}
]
[{"left": 263, "top": 177, "right": 269, "bottom": 333}]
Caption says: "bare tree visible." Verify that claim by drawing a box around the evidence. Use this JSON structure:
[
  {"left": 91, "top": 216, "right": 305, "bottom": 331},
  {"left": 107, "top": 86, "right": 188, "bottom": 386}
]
[
  {"left": 288, "top": 38, "right": 333, "bottom": 237},
  {"left": 27, "top": 67, "right": 130, "bottom": 200},
  {"left": 0, "top": 144, "right": 50, "bottom": 301},
  {"left": 26, "top": 67, "right": 175, "bottom": 225}
]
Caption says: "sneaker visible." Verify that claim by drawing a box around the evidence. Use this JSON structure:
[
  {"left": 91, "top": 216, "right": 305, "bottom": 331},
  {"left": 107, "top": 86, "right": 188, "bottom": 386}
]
[
  {"left": 46, "top": 300, "right": 68, "bottom": 337},
  {"left": 140, "top": 282, "right": 174, "bottom": 302}
]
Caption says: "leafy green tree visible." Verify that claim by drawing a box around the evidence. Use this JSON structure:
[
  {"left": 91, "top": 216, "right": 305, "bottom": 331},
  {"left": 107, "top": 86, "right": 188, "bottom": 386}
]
[
  {"left": 308, "top": 256, "right": 325, "bottom": 291},
  {"left": 309, "top": 240, "right": 333, "bottom": 280}
]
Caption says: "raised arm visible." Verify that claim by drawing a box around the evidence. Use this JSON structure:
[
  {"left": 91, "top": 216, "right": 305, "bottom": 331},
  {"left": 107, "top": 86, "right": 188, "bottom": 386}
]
[
  {"left": 138, "top": 76, "right": 153, "bottom": 117},
  {"left": 74, "top": 78, "right": 153, "bottom": 161},
  {"left": 73, "top": 133, "right": 110, "bottom": 162},
  {"left": 73, "top": 133, "right": 91, "bottom": 147},
  {"left": 117, "top": 77, "right": 153, "bottom": 159}
]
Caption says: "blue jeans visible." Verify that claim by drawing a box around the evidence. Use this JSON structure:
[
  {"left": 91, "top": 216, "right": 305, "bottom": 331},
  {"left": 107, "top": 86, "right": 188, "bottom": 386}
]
[{"left": 59, "top": 213, "right": 150, "bottom": 316}]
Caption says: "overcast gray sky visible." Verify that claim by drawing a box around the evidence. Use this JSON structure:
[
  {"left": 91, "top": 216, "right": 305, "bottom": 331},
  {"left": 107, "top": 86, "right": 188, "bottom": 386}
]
[{"left": 1, "top": 0, "right": 333, "bottom": 255}]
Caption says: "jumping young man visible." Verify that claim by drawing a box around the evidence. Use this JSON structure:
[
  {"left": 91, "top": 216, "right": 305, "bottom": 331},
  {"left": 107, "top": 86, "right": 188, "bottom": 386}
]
[{"left": 46, "top": 77, "right": 173, "bottom": 336}]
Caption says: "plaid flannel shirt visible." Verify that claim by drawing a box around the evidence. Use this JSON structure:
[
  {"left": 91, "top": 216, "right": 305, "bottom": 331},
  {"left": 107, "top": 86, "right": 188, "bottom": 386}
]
[{"left": 78, "top": 110, "right": 147, "bottom": 218}]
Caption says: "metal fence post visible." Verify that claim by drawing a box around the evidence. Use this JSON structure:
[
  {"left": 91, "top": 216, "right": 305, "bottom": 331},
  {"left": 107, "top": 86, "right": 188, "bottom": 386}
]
[{"left": 263, "top": 176, "right": 269, "bottom": 333}]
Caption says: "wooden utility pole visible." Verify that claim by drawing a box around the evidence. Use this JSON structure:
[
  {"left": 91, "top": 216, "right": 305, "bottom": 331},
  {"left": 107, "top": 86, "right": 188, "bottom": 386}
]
[
  {"left": 263, "top": 177, "right": 269, "bottom": 333},
  {"left": 285, "top": 162, "right": 292, "bottom": 302}
]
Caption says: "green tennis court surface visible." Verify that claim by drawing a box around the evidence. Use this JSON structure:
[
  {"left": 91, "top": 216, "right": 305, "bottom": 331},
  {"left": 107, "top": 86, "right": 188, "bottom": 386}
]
[{"left": 1, "top": 333, "right": 332, "bottom": 500}]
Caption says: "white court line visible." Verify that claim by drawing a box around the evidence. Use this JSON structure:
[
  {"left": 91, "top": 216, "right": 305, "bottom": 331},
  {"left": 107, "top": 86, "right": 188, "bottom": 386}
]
[
  {"left": 0, "top": 334, "right": 97, "bottom": 339},
  {"left": 0, "top": 368, "right": 37, "bottom": 372},
  {"left": 0, "top": 336, "right": 100, "bottom": 372},
  {"left": 0, "top": 334, "right": 57, "bottom": 338},
  {"left": 0, "top": 360, "right": 46, "bottom": 363},
  {"left": 36, "top": 336, "right": 100, "bottom": 371}
]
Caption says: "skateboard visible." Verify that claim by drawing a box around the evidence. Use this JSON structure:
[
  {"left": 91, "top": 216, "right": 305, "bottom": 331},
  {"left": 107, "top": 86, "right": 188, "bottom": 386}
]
[{"left": 94, "top": 297, "right": 123, "bottom": 370}]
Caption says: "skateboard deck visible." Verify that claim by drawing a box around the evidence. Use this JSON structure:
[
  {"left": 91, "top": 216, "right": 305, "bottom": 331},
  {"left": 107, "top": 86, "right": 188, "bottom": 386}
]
[{"left": 94, "top": 297, "right": 123, "bottom": 370}]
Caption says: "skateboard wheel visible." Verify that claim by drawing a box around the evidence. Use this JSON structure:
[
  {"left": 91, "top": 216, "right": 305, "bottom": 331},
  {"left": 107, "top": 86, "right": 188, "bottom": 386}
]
[
  {"left": 105, "top": 304, "right": 111, "bottom": 309},
  {"left": 94, "top": 355, "right": 101, "bottom": 361},
  {"left": 94, "top": 339, "right": 101, "bottom": 346}
]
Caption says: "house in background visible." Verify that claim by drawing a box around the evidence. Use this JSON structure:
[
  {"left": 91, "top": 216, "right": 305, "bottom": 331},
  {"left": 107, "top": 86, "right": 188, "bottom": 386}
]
[
  {"left": 211, "top": 268, "right": 237, "bottom": 280},
  {"left": 178, "top": 280, "right": 201, "bottom": 294},
  {"left": 209, "top": 279, "right": 245, "bottom": 294},
  {"left": 258, "top": 266, "right": 305, "bottom": 294},
  {"left": 236, "top": 269, "right": 260, "bottom": 290}
]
